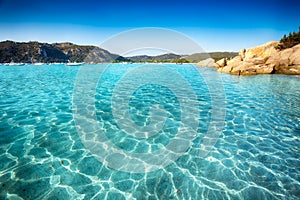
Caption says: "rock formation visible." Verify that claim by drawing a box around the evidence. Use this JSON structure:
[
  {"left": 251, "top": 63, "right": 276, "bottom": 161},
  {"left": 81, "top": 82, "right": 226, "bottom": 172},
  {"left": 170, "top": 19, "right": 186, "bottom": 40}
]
[
  {"left": 196, "top": 58, "right": 218, "bottom": 68},
  {"left": 216, "top": 58, "right": 226, "bottom": 68},
  {"left": 215, "top": 41, "right": 300, "bottom": 75}
]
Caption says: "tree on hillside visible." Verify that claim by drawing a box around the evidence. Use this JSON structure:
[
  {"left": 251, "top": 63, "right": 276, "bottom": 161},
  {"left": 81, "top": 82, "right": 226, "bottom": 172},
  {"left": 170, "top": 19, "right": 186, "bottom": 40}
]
[{"left": 277, "top": 27, "right": 300, "bottom": 49}]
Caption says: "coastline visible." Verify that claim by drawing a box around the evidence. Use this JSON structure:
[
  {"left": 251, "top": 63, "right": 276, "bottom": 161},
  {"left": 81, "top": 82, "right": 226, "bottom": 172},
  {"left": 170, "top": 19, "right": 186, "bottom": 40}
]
[
  {"left": 197, "top": 41, "right": 300, "bottom": 75},
  {"left": 1, "top": 37, "right": 300, "bottom": 76}
]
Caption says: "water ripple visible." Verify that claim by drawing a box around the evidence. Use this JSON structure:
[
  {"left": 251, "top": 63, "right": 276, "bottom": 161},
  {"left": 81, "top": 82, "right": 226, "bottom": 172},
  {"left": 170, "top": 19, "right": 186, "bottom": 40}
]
[{"left": 0, "top": 64, "right": 299, "bottom": 199}]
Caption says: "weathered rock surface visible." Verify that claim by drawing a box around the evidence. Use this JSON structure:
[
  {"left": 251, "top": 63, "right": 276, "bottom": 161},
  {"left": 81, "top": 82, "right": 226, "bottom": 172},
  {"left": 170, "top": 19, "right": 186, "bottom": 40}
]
[
  {"left": 216, "top": 58, "right": 226, "bottom": 68},
  {"left": 289, "top": 44, "right": 300, "bottom": 65},
  {"left": 239, "top": 49, "right": 246, "bottom": 60},
  {"left": 244, "top": 41, "right": 278, "bottom": 61},
  {"left": 196, "top": 58, "right": 218, "bottom": 68},
  {"left": 215, "top": 41, "right": 300, "bottom": 75},
  {"left": 217, "top": 65, "right": 232, "bottom": 73}
]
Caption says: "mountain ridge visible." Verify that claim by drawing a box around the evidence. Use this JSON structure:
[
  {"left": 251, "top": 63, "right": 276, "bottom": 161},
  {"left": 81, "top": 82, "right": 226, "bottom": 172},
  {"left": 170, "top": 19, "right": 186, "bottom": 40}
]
[
  {"left": 0, "top": 40, "right": 128, "bottom": 63},
  {"left": 0, "top": 40, "right": 237, "bottom": 63}
]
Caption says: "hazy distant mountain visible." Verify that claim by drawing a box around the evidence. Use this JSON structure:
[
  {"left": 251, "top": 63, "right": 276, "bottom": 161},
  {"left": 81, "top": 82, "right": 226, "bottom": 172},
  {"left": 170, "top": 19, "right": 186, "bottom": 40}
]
[
  {"left": 127, "top": 53, "right": 182, "bottom": 62},
  {"left": 183, "top": 52, "right": 238, "bottom": 63},
  {"left": 126, "top": 55, "right": 153, "bottom": 62},
  {"left": 0, "top": 41, "right": 128, "bottom": 63},
  {"left": 154, "top": 53, "right": 181, "bottom": 61},
  {"left": 127, "top": 52, "right": 238, "bottom": 63},
  {"left": 0, "top": 40, "right": 237, "bottom": 63}
]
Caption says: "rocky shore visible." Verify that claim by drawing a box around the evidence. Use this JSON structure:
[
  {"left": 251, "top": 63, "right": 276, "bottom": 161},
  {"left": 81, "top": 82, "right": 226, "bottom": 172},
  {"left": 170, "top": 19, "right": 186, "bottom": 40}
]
[{"left": 198, "top": 41, "right": 300, "bottom": 75}]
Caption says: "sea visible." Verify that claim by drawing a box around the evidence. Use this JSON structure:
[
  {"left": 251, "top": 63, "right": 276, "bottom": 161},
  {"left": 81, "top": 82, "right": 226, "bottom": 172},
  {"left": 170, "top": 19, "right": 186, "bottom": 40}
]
[{"left": 0, "top": 63, "right": 299, "bottom": 199}]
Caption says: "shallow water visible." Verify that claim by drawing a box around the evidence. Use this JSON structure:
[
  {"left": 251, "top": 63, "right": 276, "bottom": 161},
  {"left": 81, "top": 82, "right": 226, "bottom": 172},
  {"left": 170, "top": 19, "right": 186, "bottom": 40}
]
[{"left": 0, "top": 64, "right": 299, "bottom": 199}]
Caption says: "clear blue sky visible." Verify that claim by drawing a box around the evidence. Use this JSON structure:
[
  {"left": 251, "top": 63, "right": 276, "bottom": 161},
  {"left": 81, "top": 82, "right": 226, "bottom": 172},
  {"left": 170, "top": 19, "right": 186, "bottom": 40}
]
[{"left": 0, "top": 0, "right": 299, "bottom": 53}]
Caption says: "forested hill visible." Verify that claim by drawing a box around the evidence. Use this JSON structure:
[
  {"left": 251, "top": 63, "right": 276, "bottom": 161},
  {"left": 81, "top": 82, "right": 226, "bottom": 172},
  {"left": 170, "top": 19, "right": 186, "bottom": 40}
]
[
  {"left": 0, "top": 41, "right": 127, "bottom": 63},
  {"left": 276, "top": 27, "right": 300, "bottom": 50}
]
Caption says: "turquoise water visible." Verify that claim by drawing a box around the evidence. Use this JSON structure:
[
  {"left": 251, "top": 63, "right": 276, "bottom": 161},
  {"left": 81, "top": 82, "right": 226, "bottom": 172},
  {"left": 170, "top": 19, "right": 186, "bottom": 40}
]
[{"left": 0, "top": 64, "right": 299, "bottom": 199}]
